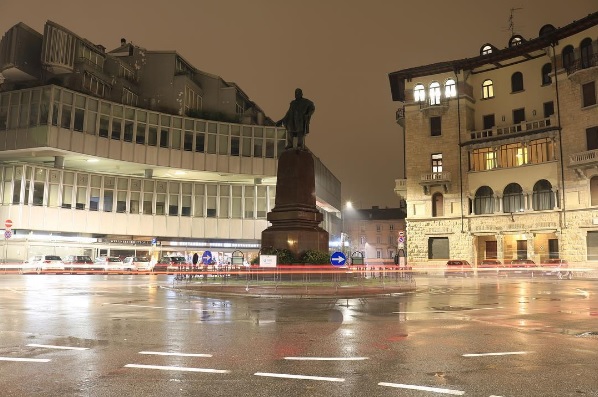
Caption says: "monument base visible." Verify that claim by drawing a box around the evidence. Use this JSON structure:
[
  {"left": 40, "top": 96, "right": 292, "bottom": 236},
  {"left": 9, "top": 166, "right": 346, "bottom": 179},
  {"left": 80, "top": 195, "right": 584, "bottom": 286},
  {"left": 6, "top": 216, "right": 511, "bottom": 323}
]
[{"left": 261, "top": 226, "right": 329, "bottom": 257}]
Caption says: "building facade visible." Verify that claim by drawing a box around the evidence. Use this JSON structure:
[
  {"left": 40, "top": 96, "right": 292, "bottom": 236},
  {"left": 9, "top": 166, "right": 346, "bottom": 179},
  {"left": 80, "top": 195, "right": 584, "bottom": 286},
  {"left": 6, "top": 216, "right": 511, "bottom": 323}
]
[
  {"left": 0, "top": 21, "right": 341, "bottom": 263},
  {"left": 342, "top": 206, "right": 406, "bottom": 264},
  {"left": 388, "top": 11, "right": 598, "bottom": 268}
]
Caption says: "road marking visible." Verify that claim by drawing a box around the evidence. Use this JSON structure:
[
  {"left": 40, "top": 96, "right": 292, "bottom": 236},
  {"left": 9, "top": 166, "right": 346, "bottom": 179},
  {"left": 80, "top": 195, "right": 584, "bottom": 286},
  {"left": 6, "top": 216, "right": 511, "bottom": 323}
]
[
  {"left": 393, "top": 307, "right": 500, "bottom": 314},
  {"left": 0, "top": 357, "right": 51, "bottom": 362},
  {"left": 27, "top": 344, "right": 89, "bottom": 351},
  {"left": 254, "top": 372, "right": 345, "bottom": 382},
  {"left": 125, "top": 364, "right": 229, "bottom": 373},
  {"left": 284, "top": 356, "right": 368, "bottom": 361},
  {"left": 139, "top": 351, "right": 212, "bottom": 357},
  {"left": 462, "top": 351, "right": 529, "bottom": 357},
  {"left": 378, "top": 382, "right": 465, "bottom": 395}
]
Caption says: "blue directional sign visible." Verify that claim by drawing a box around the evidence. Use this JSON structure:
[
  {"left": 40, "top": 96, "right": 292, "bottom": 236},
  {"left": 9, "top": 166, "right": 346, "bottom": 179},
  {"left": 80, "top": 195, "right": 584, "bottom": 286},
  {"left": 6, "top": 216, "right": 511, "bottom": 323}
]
[
  {"left": 330, "top": 251, "right": 347, "bottom": 267},
  {"left": 202, "top": 250, "right": 213, "bottom": 265}
]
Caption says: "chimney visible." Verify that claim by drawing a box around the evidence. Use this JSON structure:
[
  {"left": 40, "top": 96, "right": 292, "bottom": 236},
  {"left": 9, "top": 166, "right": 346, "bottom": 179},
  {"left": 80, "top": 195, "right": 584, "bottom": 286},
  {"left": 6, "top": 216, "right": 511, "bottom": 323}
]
[{"left": 121, "top": 38, "right": 126, "bottom": 46}]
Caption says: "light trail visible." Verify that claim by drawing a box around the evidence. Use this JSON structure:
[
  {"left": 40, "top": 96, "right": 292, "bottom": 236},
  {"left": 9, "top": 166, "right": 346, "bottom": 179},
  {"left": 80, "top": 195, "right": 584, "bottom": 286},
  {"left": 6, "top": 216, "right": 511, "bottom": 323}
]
[
  {"left": 0, "top": 357, "right": 51, "bottom": 362},
  {"left": 378, "top": 382, "right": 465, "bottom": 395},
  {"left": 284, "top": 356, "right": 368, "bottom": 361},
  {"left": 254, "top": 372, "right": 345, "bottom": 382},
  {"left": 27, "top": 344, "right": 89, "bottom": 350},
  {"left": 125, "top": 364, "right": 229, "bottom": 373},
  {"left": 139, "top": 351, "right": 212, "bottom": 357},
  {"left": 462, "top": 351, "right": 529, "bottom": 357}
]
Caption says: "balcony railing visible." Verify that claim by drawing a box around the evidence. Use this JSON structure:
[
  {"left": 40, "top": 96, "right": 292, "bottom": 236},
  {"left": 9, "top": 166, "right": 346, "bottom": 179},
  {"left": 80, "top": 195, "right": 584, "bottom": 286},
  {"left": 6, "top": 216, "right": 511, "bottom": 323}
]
[
  {"left": 394, "top": 178, "right": 407, "bottom": 199},
  {"left": 420, "top": 172, "right": 451, "bottom": 183},
  {"left": 569, "top": 149, "right": 598, "bottom": 177},
  {"left": 395, "top": 107, "right": 405, "bottom": 127},
  {"left": 566, "top": 53, "right": 598, "bottom": 76},
  {"left": 469, "top": 116, "right": 556, "bottom": 141}
]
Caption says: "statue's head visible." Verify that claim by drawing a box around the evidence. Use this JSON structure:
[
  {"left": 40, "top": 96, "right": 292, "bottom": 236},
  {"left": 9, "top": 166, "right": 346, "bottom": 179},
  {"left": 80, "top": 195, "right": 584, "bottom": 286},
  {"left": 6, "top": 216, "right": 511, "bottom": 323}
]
[{"left": 295, "top": 88, "right": 303, "bottom": 99}]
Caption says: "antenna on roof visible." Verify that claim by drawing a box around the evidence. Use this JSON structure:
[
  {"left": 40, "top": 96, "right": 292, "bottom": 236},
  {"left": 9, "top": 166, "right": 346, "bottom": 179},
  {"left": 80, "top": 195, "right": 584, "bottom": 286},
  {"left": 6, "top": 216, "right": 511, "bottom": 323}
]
[{"left": 508, "top": 7, "right": 523, "bottom": 36}]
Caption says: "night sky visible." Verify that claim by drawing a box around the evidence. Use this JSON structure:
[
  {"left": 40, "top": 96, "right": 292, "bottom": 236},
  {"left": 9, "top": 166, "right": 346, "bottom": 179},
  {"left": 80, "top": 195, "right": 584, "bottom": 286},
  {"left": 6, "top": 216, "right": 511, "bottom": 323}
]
[{"left": 1, "top": 0, "right": 596, "bottom": 209}]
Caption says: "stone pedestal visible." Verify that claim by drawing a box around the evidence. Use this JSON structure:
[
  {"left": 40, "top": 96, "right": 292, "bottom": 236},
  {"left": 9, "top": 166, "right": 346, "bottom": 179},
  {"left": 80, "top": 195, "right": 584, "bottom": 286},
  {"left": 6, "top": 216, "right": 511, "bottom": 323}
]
[{"left": 261, "top": 149, "right": 329, "bottom": 258}]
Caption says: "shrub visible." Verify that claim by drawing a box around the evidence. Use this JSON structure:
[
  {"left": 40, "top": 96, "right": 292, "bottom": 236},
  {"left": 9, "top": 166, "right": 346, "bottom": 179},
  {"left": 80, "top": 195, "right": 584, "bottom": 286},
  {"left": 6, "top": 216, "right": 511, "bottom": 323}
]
[{"left": 300, "top": 250, "right": 330, "bottom": 264}]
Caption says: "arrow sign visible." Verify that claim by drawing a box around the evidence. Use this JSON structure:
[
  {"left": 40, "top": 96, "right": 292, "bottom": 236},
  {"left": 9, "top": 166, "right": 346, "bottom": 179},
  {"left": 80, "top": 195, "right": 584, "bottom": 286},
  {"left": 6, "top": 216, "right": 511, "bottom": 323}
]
[
  {"left": 330, "top": 251, "right": 347, "bottom": 267},
  {"left": 201, "top": 250, "right": 213, "bottom": 265}
]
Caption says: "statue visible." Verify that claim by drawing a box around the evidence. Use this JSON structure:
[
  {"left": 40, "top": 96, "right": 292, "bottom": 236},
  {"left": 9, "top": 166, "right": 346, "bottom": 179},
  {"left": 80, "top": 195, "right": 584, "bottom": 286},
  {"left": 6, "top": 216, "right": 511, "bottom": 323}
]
[{"left": 276, "top": 88, "right": 315, "bottom": 150}]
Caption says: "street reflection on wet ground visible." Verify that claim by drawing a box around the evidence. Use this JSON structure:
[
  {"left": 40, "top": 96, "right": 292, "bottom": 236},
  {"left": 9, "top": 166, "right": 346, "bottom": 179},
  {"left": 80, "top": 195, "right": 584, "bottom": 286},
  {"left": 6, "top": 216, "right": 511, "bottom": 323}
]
[{"left": 0, "top": 274, "right": 597, "bottom": 396}]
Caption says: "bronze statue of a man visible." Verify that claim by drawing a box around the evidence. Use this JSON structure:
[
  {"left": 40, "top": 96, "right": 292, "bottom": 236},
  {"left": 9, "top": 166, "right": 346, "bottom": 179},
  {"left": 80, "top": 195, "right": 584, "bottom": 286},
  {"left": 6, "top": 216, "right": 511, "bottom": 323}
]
[{"left": 276, "top": 88, "right": 315, "bottom": 150}]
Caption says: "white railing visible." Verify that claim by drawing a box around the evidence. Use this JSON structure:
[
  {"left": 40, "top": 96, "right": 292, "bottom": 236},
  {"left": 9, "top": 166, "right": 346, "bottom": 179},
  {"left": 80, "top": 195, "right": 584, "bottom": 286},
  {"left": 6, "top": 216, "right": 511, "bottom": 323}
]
[
  {"left": 420, "top": 172, "right": 451, "bottom": 182},
  {"left": 469, "top": 116, "right": 555, "bottom": 141},
  {"left": 570, "top": 149, "right": 598, "bottom": 166}
]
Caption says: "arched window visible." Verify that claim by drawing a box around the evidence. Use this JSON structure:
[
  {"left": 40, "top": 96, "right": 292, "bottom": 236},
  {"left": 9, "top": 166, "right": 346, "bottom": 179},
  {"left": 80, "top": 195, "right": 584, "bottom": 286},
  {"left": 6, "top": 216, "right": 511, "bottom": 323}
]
[
  {"left": 445, "top": 79, "right": 456, "bottom": 98},
  {"left": 562, "top": 45, "right": 574, "bottom": 70},
  {"left": 503, "top": 183, "right": 524, "bottom": 213},
  {"left": 432, "top": 192, "right": 444, "bottom": 217},
  {"left": 414, "top": 84, "right": 425, "bottom": 102},
  {"left": 474, "top": 186, "right": 494, "bottom": 215},
  {"left": 481, "top": 44, "right": 493, "bottom": 55},
  {"left": 580, "top": 38, "right": 594, "bottom": 69},
  {"left": 429, "top": 82, "right": 441, "bottom": 105},
  {"left": 511, "top": 72, "right": 524, "bottom": 92},
  {"left": 509, "top": 35, "right": 524, "bottom": 47},
  {"left": 541, "top": 63, "right": 552, "bottom": 85},
  {"left": 532, "top": 179, "right": 555, "bottom": 210},
  {"left": 590, "top": 176, "right": 598, "bottom": 207},
  {"left": 482, "top": 79, "right": 494, "bottom": 99}
]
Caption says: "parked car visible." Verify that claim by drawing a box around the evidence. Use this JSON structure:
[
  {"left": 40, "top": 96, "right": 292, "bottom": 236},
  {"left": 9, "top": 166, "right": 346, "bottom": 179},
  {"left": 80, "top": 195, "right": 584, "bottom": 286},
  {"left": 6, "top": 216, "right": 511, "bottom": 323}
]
[
  {"left": 540, "top": 259, "right": 573, "bottom": 279},
  {"left": 154, "top": 256, "right": 187, "bottom": 273},
  {"left": 63, "top": 255, "right": 97, "bottom": 272},
  {"left": 500, "top": 259, "right": 538, "bottom": 277},
  {"left": 444, "top": 260, "right": 474, "bottom": 278},
  {"left": 124, "top": 256, "right": 152, "bottom": 272},
  {"left": 477, "top": 259, "right": 503, "bottom": 276},
  {"left": 23, "top": 255, "right": 66, "bottom": 274},
  {"left": 95, "top": 256, "right": 135, "bottom": 272}
]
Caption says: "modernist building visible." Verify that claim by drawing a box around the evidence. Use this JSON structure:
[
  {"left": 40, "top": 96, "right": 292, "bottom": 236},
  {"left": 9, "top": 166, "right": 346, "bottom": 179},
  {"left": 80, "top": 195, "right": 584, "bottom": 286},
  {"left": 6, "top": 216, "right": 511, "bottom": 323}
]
[
  {"left": 388, "top": 11, "right": 598, "bottom": 267},
  {"left": 0, "top": 21, "right": 341, "bottom": 263},
  {"left": 342, "top": 206, "right": 406, "bottom": 264}
]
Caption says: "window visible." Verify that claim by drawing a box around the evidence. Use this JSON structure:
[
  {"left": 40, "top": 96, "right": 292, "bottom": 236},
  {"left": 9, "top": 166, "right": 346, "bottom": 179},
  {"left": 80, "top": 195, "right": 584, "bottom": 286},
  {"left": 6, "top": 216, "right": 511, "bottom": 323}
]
[
  {"left": 532, "top": 179, "right": 555, "bottom": 210},
  {"left": 503, "top": 183, "right": 524, "bottom": 213},
  {"left": 429, "top": 82, "right": 441, "bottom": 105},
  {"left": 562, "top": 45, "right": 574, "bottom": 70},
  {"left": 580, "top": 38, "right": 594, "bottom": 69},
  {"left": 513, "top": 108, "right": 525, "bottom": 124},
  {"left": 511, "top": 72, "right": 524, "bottom": 92},
  {"left": 587, "top": 127, "right": 598, "bottom": 151},
  {"left": 430, "top": 116, "right": 441, "bottom": 136},
  {"left": 473, "top": 186, "right": 494, "bottom": 215},
  {"left": 469, "top": 148, "right": 497, "bottom": 171},
  {"left": 432, "top": 153, "right": 442, "bottom": 173},
  {"left": 428, "top": 237, "right": 449, "bottom": 259},
  {"left": 509, "top": 35, "right": 523, "bottom": 47},
  {"left": 483, "top": 114, "right": 495, "bottom": 130},
  {"left": 582, "top": 82, "right": 596, "bottom": 108},
  {"left": 500, "top": 142, "right": 527, "bottom": 167},
  {"left": 590, "top": 176, "right": 598, "bottom": 206},
  {"left": 528, "top": 138, "right": 553, "bottom": 164},
  {"left": 445, "top": 79, "right": 456, "bottom": 98},
  {"left": 482, "top": 79, "right": 494, "bottom": 99},
  {"left": 376, "top": 225, "right": 381, "bottom": 232},
  {"left": 481, "top": 45, "right": 493, "bottom": 55},
  {"left": 541, "top": 63, "right": 552, "bottom": 85},
  {"left": 588, "top": 231, "right": 598, "bottom": 261},
  {"left": 543, "top": 101, "right": 554, "bottom": 118},
  {"left": 413, "top": 84, "right": 425, "bottom": 102}
]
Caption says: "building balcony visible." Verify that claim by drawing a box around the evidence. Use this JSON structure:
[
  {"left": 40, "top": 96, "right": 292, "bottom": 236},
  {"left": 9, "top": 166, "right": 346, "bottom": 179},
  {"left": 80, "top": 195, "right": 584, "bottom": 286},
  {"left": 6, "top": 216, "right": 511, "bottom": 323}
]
[
  {"left": 566, "top": 54, "right": 598, "bottom": 84},
  {"left": 418, "top": 98, "right": 449, "bottom": 118},
  {"left": 394, "top": 178, "right": 406, "bottom": 200},
  {"left": 419, "top": 172, "right": 451, "bottom": 194},
  {"left": 569, "top": 148, "right": 598, "bottom": 178},
  {"left": 468, "top": 116, "right": 556, "bottom": 142}
]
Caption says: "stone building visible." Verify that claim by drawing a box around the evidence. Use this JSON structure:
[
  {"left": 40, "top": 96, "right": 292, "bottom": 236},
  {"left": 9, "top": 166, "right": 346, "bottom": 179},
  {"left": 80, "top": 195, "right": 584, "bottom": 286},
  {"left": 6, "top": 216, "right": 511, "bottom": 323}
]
[
  {"left": 388, "top": 11, "right": 598, "bottom": 268},
  {"left": 0, "top": 20, "right": 341, "bottom": 263}
]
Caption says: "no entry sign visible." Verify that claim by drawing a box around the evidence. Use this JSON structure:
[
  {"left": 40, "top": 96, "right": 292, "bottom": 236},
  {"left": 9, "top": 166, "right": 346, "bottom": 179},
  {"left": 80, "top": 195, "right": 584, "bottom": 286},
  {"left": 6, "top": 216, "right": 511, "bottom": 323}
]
[{"left": 5, "top": 219, "right": 12, "bottom": 229}]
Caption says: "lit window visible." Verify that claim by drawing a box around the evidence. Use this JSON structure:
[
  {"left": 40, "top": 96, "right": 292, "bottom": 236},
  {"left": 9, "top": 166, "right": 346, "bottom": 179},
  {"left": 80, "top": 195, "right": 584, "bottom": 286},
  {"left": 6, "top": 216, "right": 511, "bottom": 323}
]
[
  {"left": 481, "top": 45, "right": 493, "bottom": 55},
  {"left": 482, "top": 80, "right": 494, "bottom": 99},
  {"left": 432, "top": 153, "right": 442, "bottom": 173},
  {"left": 429, "top": 82, "right": 441, "bottom": 105},
  {"left": 445, "top": 79, "right": 456, "bottom": 98},
  {"left": 414, "top": 84, "right": 425, "bottom": 102}
]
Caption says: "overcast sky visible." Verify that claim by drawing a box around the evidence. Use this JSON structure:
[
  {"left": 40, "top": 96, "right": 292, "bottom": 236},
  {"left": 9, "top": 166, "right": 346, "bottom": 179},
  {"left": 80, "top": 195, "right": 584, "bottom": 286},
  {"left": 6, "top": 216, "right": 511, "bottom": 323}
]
[{"left": 1, "top": 0, "right": 596, "bottom": 209}]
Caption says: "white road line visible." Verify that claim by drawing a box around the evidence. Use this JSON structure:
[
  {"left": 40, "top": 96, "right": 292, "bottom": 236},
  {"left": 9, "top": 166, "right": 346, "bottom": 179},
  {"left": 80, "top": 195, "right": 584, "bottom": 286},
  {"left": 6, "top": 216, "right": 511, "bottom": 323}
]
[
  {"left": 378, "top": 382, "right": 465, "bottom": 395},
  {"left": 125, "top": 364, "right": 229, "bottom": 373},
  {"left": 393, "top": 307, "right": 501, "bottom": 314},
  {"left": 462, "top": 351, "right": 529, "bottom": 357},
  {"left": 27, "top": 344, "right": 89, "bottom": 351},
  {"left": 284, "top": 356, "right": 368, "bottom": 361},
  {"left": 0, "top": 357, "right": 51, "bottom": 363},
  {"left": 139, "top": 351, "right": 212, "bottom": 357},
  {"left": 254, "top": 372, "right": 345, "bottom": 382}
]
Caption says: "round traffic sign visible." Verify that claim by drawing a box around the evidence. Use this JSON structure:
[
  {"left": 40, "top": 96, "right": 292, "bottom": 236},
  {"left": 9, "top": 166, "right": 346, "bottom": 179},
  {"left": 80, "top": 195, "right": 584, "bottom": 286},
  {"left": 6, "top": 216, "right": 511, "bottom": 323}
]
[
  {"left": 4, "top": 229, "right": 12, "bottom": 239},
  {"left": 5, "top": 219, "right": 12, "bottom": 228}
]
